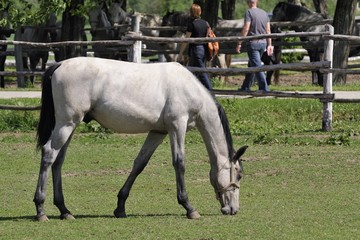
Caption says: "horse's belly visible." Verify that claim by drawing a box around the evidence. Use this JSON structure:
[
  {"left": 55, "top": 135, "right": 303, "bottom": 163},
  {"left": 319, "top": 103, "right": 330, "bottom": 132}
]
[
  {"left": 101, "top": 120, "right": 164, "bottom": 134},
  {"left": 92, "top": 111, "right": 164, "bottom": 134}
]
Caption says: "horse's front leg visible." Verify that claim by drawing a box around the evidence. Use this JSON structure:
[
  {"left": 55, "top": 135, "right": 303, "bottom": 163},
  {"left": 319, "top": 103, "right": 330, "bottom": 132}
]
[
  {"left": 169, "top": 126, "right": 200, "bottom": 219},
  {"left": 114, "top": 131, "right": 166, "bottom": 218}
]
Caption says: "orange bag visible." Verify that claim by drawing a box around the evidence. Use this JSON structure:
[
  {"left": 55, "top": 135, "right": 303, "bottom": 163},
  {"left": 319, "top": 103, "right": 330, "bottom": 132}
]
[{"left": 207, "top": 27, "right": 219, "bottom": 61}]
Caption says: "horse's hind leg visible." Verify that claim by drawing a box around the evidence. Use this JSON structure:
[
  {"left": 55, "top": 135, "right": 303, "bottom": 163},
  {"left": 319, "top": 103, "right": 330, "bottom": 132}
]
[
  {"left": 29, "top": 56, "right": 40, "bottom": 85},
  {"left": 52, "top": 131, "right": 75, "bottom": 220},
  {"left": 114, "top": 131, "right": 166, "bottom": 218},
  {"left": 33, "top": 124, "right": 75, "bottom": 221}
]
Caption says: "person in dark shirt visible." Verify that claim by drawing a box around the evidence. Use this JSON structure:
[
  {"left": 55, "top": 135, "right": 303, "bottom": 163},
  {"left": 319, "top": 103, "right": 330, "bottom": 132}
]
[
  {"left": 178, "top": 4, "right": 212, "bottom": 90},
  {"left": 236, "top": 0, "right": 273, "bottom": 92}
]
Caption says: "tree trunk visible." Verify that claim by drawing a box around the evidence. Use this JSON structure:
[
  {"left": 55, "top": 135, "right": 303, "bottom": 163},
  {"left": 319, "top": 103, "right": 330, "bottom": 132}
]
[
  {"left": 60, "top": 0, "right": 86, "bottom": 60},
  {"left": 193, "top": 0, "right": 219, "bottom": 28},
  {"left": 221, "top": 0, "right": 236, "bottom": 20},
  {"left": 120, "top": 0, "right": 126, "bottom": 11},
  {"left": 333, "top": 0, "right": 357, "bottom": 84},
  {"left": 313, "top": 0, "right": 329, "bottom": 18}
]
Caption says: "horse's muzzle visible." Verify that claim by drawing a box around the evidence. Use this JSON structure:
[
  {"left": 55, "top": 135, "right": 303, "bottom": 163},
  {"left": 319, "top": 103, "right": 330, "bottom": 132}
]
[{"left": 221, "top": 206, "right": 238, "bottom": 215}]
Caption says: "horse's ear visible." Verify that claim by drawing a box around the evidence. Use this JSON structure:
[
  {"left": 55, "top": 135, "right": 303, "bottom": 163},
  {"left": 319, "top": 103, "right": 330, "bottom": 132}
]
[{"left": 233, "top": 145, "right": 248, "bottom": 162}]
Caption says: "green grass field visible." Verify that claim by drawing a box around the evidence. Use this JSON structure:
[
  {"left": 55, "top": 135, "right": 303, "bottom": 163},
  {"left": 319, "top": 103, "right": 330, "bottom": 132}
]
[{"left": 0, "top": 98, "right": 359, "bottom": 239}]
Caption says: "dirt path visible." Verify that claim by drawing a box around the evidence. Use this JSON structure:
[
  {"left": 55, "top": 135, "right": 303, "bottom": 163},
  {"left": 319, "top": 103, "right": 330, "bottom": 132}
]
[{"left": 1, "top": 73, "right": 359, "bottom": 100}]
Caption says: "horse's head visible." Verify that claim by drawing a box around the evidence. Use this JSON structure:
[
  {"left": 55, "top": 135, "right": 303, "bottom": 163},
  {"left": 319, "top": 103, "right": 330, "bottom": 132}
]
[
  {"left": 89, "top": 8, "right": 101, "bottom": 30},
  {"left": 271, "top": 2, "right": 289, "bottom": 22},
  {"left": 161, "top": 10, "right": 174, "bottom": 27},
  {"left": 271, "top": 2, "right": 303, "bottom": 32},
  {"left": 89, "top": 7, "right": 114, "bottom": 39},
  {"left": 160, "top": 11, "right": 190, "bottom": 37},
  {"left": 160, "top": 10, "right": 177, "bottom": 38},
  {"left": 108, "top": 2, "right": 127, "bottom": 27},
  {"left": 211, "top": 146, "right": 248, "bottom": 215}
]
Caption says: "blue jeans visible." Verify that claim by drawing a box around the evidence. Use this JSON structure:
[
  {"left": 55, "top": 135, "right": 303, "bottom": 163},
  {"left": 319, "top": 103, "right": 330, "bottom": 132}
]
[
  {"left": 240, "top": 41, "right": 269, "bottom": 92},
  {"left": 189, "top": 44, "right": 213, "bottom": 90}
]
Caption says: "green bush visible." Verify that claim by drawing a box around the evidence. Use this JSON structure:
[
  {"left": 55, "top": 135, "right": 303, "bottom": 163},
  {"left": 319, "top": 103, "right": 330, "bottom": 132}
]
[
  {"left": 280, "top": 37, "right": 305, "bottom": 64},
  {"left": 2, "top": 98, "right": 360, "bottom": 146}
]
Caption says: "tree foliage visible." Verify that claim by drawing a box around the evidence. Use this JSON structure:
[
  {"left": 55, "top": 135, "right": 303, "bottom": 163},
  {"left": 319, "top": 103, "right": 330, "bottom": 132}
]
[
  {"left": 0, "top": 0, "right": 66, "bottom": 27},
  {"left": 0, "top": 0, "right": 101, "bottom": 28},
  {"left": 128, "top": 0, "right": 192, "bottom": 14},
  {"left": 0, "top": 0, "right": 344, "bottom": 29}
]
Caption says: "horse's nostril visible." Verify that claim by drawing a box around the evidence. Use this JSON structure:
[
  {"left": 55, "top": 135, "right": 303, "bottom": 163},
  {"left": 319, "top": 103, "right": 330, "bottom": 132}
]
[
  {"left": 221, "top": 206, "right": 231, "bottom": 215},
  {"left": 231, "top": 209, "right": 238, "bottom": 215}
]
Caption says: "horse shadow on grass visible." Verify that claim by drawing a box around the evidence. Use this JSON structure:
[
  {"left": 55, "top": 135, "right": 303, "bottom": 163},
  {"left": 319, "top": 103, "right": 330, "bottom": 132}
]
[{"left": 0, "top": 212, "right": 218, "bottom": 221}]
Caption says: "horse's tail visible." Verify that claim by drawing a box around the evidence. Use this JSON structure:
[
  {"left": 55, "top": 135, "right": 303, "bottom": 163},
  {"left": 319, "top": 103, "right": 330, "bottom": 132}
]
[
  {"left": 216, "top": 101, "right": 234, "bottom": 159},
  {"left": 36, "top": 63, "right": 61, "bottom": 151}
]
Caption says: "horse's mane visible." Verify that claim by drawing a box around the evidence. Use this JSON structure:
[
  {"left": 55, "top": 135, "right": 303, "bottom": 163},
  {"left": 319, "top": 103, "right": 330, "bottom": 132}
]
[
  {"left": 281, "top": 2, "right": 313, "bottom": 14},
  {"left": 275, "top": 2, "right": 325, "bottom": 22},
  {"left": 216, "top": 102, "right": 234, "bottom": 160},
  {"left": 173, "top": 12, "right": 191, "bottom": 27},
  {"left": 163, "top": 11, "right": 191, "bottom": 27}
]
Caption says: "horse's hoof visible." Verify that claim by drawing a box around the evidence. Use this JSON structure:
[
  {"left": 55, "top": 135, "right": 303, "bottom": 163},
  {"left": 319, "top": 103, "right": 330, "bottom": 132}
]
[
  {"left": 60, "top": 213, "right": 75, "bottom": 220},
  {"left": 187, "top": 210, "right": 201, "bottom": 219},
  {"left": 114, "top": 209, "right": 127, "bottom": 218},
  {"left": 37, "top": 214, "right": 49, "bottom": 222}
]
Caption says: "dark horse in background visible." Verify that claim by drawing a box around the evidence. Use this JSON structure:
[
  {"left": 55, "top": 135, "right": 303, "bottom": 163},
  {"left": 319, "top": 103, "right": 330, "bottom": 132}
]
[
  {"left": 160, "top": 11, "right": 190, "bottom": 63},
  {"left": 272, "top": 2, "right": 360, "bottom": 85},
  {"left": 49, "top": 13, "right": 87, "bottom": 62},
  {"left": 0, "top": 3, "right": 55, "bottom": 87},
  {"left": 89, "top": 1, "right": 129, "bottom": 60},
  {"left": 22, "top": 21, "right": 55, "bottom": 84},
  {"left": 161, "top": 10, "right": 280, "bottom": 85},
  {"left": 0, "top": 3, "right": 14, "bottom": 88}
]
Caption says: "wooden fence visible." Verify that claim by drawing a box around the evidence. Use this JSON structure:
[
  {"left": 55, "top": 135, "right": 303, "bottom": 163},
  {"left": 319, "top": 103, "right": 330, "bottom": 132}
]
[{"left": 1, "top": 21, "right": 360, "bottom": 131}]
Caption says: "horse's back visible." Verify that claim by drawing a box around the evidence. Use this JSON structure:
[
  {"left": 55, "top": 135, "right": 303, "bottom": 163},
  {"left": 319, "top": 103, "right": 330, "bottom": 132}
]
[
  {"left": 217, "top": 19, "right": 244, "bottom": 29},
  {"left": 51, "top": 57, "right": 214, "bottom": 133}
]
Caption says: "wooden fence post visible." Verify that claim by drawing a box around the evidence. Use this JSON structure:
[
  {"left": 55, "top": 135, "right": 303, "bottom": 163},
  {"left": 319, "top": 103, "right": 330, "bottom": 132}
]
[
  {"left": 14, "top": 28, "right": 25, "bottom": 88},
  {"left": 322, "top": 24, "right": 334, "bottom": 131},
  {"left": 128, "top": 15, "right": 142, "bottom": 63}
]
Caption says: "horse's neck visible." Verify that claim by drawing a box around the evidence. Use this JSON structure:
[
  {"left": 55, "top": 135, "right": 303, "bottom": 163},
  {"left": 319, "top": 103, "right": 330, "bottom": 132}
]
[
  {"left": 197, "top": 106, "right": 230, "bottom": 171},
  {"left": 174, "top": 13, "right": 191, "bottom": 27},
  {"left": 290, "top": 5, "right": 325, "bottom": 31},
  {"left": 299, "top": 10, "right": 324, "bottom": 21},
  {"left": 99, "top": 11, "right": 112, "bottom": 28}
]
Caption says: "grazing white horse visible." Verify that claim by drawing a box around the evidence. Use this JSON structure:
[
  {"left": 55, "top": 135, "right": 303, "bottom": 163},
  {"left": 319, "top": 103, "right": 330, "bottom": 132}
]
[{"left": 34, "top": 57, "right": 247, "bottom": 221}]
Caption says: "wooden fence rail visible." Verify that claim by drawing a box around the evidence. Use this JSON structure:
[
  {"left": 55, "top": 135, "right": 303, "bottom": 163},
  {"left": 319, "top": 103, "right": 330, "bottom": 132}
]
[
  {"left": 3, "top": 24, "right": 360, "bottom": 131},
  {"left": 123, "top": 31, "right": 328, "bottom": 44},
  {"left": 188, "top": 61, "right": 331, "bottom": 76}
]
